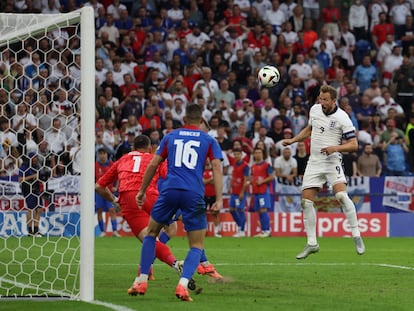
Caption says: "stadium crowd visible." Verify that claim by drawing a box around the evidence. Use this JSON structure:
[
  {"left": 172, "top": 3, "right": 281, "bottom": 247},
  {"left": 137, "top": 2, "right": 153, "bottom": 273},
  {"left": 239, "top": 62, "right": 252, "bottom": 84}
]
[{"left": 0, "top": 0, "right": 414, "bottom": 194}]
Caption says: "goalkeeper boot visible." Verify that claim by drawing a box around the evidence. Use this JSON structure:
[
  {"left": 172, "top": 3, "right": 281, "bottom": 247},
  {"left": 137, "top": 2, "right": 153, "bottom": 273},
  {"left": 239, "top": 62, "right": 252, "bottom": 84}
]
[
  {"left": 173, "top": 260, "right": 197, "bottom": 291},
  {"left": 175, "top": 284, "right": 193, "bottom": 302},
  {"left": 353, "top": 236, "right": 365, "bottom": 255},
  {"left": 127, "top": 282, "right": 147, "bottom": 296},
  {"left": 197, "top": 263, "right": 222, "bottom": 280},
  {"left": 296, "top": 244, "right": 320, "bottom": 260}
]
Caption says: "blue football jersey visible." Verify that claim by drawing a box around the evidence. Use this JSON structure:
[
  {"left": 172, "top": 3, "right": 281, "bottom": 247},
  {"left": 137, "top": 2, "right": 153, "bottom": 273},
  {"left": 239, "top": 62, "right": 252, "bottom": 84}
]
[{"left": 156, "top": 125, "right": 223, "bottom": 196}]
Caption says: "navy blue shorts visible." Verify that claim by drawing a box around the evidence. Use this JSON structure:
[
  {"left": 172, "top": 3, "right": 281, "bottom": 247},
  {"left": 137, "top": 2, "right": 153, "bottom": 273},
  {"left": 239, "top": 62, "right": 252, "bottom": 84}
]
[
  {"left": 152, "top": 189, "right": 207, "bottom": 232},
  {"left": 253, "top": 193, "right": 271, "bottom": 211},
  {"left": 229, "top": 194, "right": 246, "bottom": 209},
  {"left": 95, "top": 193, "right": 114, "bottom": 211}
]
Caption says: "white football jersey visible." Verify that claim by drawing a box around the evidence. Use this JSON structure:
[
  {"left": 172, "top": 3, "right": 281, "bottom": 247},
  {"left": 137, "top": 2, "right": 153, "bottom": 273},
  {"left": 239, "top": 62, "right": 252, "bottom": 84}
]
[{"left": 308, "top": 104, "right": 356, "bottom": 162}]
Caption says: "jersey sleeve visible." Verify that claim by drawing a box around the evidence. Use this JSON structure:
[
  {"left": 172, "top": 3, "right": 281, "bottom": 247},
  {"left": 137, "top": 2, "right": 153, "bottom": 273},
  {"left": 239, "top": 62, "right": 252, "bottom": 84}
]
[
  {"left": 308, "top": 104, "right": 318, "bottom": 127},
  {"left": 243, "top": 164, "right": 249, "bottom": 177},
  {"left": 96, "top": 161, "right": 118, "bottom": 187},
  {"left": 207, "top": 137, "right": 224, "bottom": 161},
  {"left": 266, "top": 163, "right": 273, "bottom": 175},
  {"left": 156, "top": 135, "right": 168, "bottom": 159},
  {"left": 341, "top": 111, "right": 357, "bottom": 140}
]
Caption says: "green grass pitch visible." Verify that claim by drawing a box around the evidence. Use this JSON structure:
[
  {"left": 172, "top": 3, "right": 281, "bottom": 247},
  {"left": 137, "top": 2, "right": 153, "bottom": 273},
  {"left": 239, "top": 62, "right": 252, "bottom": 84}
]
[{"left": 1, "top": 237, "right": 413, "bottom": 311}]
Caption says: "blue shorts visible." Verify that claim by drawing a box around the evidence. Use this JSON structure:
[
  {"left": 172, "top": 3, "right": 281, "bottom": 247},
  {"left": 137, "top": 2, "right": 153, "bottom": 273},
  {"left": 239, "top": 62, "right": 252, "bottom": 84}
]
[
  {"left": 253, "top": 193, "right": 271, "bottom": 211},
  {"left": 152, "top": 189, "right": 207, "bottom": 232},
  {"left": 229, "top": 194, "right": 246, "bottom": 210},
  {"left": 95, "top": 193, "right": 114, "bottom": 211}
]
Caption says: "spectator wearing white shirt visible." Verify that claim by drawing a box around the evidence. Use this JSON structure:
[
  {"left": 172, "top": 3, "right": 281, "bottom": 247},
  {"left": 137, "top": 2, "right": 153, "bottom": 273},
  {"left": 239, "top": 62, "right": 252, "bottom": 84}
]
[
  {"left": 252, "top": 125, "right": 275, "bottom": 156},
  {"left": 109, "top": 57, "right": 129, "bottom": 89},
  {"left": 313, "top": 27, "right": 336, "bottom": 66},
  {"left": 288, "top": 54, "right": 313, "bottom": 89},
  {"left": 376, "top": 34, "right": 396, "bottom": 69},
  {"left": 335, "top": 20, "right": 356, "bottom": 68},
  {"left": 185, "top": 25, "right": 211, "bottom": 51},
  {"left": 41, "top": 0, "right": 61, "bottom": 14},
  {"left": 302, "top": 0, "right": 320, "bottom": 28},
  {"left": 368, "top": 0, "right": 389, "bottom": 31},
  {"left": 83, "top": 0, "right": 104, "bottom": 19},
  {"left": 145, "top": 51, "right": 169, "bottom": 82},
  {"left": 373, "top": 91, "right": 405, "bottom": 121},
  {"left": 98, "top": 13, "right": 120, "bottom": 46},
  {"left": 389, "top": 0, "right": 412, "bottom": 40},
  {"left": 279, "top": 0, "right": 297, "bottom": 20},
  {"left": 192, "top": 67, "right": 219, "bottom": 109},
  {"left": 234, "top": 0, "right": 252, "bottom": 17},
  {"left": 171, "top": 98, "right": 186, "bottom": 126},
  {"left": 252, "top": 0, "right": 272, "bottom": 18},
  {"left": 263, "top": 0, "right": 287, "bottom": 35},
  {"left": 165, "top": 31, "right": 180, "bottom": 63},
  {"left": 274, "top": 146, "right": 298, "bottom": 184},
  {"left": 45, "top": 118, "right": 68, "bottom": 168},
  {"left": 281, "top": 21, "right": 299, "bottom": 45},
  {"left": 168, "top": 0, "right": 184, "bottom": 27},
  {"left": 106, "top": 0, "right": 126, "bottom": 20},
  {"left": 11, "top": 102, "right": 37, "bottom": 136},
  {"left": 261, "top": 98, "right": 280, "bottom": 127},
  {"left": 358, "top": 120, "right": 374, "bottom": 147},
  {"left": 95, "top": 57, "right": 108, "bottom": 85},
  {"left": 348, "top": 0, "right": 369, "bottom": 41},
  {"left": 214, "top": 79, "right": 236, "bottom": 109},
  {"left": 382, "top": 45, "right": 403, "bottom": 86},
  {"left": 51, "top": 89, "right": 72, "bottom": 114}
]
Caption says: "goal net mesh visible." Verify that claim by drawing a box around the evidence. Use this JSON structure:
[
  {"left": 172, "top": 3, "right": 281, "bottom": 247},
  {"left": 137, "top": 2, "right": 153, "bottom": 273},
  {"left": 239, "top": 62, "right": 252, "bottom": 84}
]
[{"left": 0, "top": 10, "right": 88, "bottom": 299}]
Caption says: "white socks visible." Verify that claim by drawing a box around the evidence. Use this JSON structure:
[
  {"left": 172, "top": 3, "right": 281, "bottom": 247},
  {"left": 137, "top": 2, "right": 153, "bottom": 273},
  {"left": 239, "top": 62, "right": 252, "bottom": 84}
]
[
  {"left": 335, "top": 191, "right": 361, "bottom": 237},
  {"left": 302, "top": 199, "right": 317, "bottom": 246}
]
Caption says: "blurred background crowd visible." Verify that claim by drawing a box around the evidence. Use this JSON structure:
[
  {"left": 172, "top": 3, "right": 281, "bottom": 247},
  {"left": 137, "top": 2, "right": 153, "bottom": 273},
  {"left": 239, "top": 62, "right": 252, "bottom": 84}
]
[{"left": 0, "top": 0, "right": 413, "bottom": 183}]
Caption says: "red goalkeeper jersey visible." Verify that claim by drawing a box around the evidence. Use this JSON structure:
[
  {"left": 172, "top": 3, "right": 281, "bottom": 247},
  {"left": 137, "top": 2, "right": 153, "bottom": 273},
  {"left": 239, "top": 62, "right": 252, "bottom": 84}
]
[{"left": 96, "top": 151, "right": 158, "bottom": 194}]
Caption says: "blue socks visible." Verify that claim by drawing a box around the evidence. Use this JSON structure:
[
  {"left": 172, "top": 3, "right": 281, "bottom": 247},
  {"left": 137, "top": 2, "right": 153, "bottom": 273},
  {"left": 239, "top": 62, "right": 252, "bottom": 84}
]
[
  {"left": 259, "top": 212, "right": 270, "bottom": 231},
  {"left": 111, "top": 219, "right": 117, "bottom": 232},
  {"left": 238, "top": 209, "right": 246, "bottom": 231},
  {"left": 230, "top": 209, "right": 240, "bottom": 227},
  {"left": 159, "top": 231, "right": 170, "bottom": 244},
  {"left": 140, "top": 236, "right": 156, "bottom": 274},
  {"left": 98, "top": 220, "right": 104, "bottom": 232},
  {"left": 182, "top": 247, "right": 202, "bottom": 279}
]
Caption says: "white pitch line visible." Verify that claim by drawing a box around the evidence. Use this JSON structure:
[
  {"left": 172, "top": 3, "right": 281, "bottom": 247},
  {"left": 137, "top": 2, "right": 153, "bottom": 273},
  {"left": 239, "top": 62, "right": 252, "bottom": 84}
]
[
  {"left": 96, "top": 262, "right": 414, "bottom": 270},
  {"left": 90, "top": 300, "right": 137, "bottom": 311}
]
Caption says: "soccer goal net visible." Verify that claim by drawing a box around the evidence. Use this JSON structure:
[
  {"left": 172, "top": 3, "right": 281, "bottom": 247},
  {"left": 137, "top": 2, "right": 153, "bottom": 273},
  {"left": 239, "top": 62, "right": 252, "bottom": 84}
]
[{"left": 0, "top": 7, "right": 95, "bottom": 301}]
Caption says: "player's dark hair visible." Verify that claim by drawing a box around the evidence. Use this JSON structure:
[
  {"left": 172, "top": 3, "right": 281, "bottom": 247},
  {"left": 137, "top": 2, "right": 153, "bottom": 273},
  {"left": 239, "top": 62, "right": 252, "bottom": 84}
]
[
  {"left": 134, "top": 135, "right": 151, "bottom": 149},
  {"left": 320, "top": 85, "right": 337, "bottom": 100},
  {"left": 253, "top": 145, "right": 267, "bottom": 160},
  {"left": 185, "top": 104, "right": 202, "bottom": 123}
]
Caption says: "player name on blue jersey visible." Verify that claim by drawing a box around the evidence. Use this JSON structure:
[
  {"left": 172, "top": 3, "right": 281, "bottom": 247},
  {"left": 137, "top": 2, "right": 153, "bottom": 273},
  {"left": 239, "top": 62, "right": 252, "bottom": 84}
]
[{"left": 179, "top": 130, "right": 201, "bottom": 137}]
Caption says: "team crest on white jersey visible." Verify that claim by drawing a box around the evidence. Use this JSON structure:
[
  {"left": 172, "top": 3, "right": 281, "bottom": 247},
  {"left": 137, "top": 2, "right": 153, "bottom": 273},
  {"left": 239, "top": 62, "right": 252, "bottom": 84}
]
[{"left": 329, "top": 121, "right": 336, "bottom": 128}]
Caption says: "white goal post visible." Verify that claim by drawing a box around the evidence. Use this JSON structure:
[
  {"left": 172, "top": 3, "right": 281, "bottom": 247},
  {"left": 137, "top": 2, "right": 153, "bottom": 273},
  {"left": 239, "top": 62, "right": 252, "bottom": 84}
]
[{"left": 0, "top": 7, "right": 95, "bottom": 301}]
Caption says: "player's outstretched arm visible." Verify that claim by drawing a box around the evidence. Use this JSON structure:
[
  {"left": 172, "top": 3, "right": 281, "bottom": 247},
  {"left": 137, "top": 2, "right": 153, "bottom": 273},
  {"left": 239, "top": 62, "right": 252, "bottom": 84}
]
[{"left": 282, "top": 125, "right": 312, "bottom": 146}]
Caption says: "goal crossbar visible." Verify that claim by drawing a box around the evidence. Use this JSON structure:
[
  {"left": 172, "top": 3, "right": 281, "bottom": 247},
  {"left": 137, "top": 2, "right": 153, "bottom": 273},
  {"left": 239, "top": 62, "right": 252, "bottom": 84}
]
[{"left": 0, "top": 10, "right": 82, "bottom": 47}]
